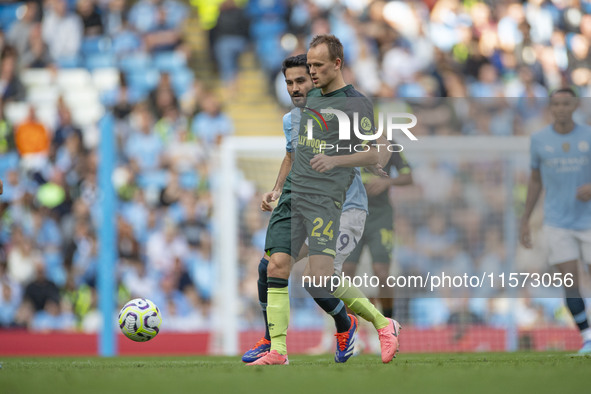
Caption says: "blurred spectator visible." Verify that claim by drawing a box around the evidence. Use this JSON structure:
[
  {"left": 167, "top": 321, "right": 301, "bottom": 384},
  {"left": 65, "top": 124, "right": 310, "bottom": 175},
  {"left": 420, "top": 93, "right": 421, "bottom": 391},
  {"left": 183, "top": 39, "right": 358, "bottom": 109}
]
[
  {"left": 0, "top": 169, "right": 25, "bottom": 204},
  {"left": 0, "top": 102, "right": 14, "bottom": 155},
  {"left": 111, "top": 72, "right": 134, "bottom": 121},
  {"left": 164, "top": 130, "right": 207, "bottom": 172},
  {"left": 55, "top": 128, "right": 85, "bottom": 176},
  {"left": 128, "top": 0, "right": 188, "bottom": 34},
  {"left": 20, "top": 24, "right": 52, "bottom": 69},
  {"left": 146, "top": 219, "right": 188, "bottom": 276},
  {"left": 28, "top": 206, "right": 62, "bottom": 250},
  {"left": 117, "top": 217, "right": 141, "bottom": 264},
  {"left": 0, "top": 259, "right": 22, "bottom": 327},
  {"left": 103, "top": 0, "right": 128, "bottom": 37},
  {"left": 122, "top": 259, "right": 158, "bottom": 299},
  {"left": 212, "top": 0, "right": 250, "bottom": 90},
  {"left": 6, "top": 1, "right": 39, "bottom": 59},
  {"left": 143, "top": 5, "right": 183, "bottom": 54},
  {"left": 159, "top": 171, "right": 183, "bottom": 207},
  {"left": 15, "top": 106, "right": 51, "bottom": 175},
  {"left": 148, "top": 72, "right": 179, "bottom": 119},
  {"left": 124, "top": 104, "right": 163, "bottom": 172},
  {"left": 413, "top": 161, "right": 456, "bottom": 203},
  {"left": 77, "top": 0, "right": 104, "bottom": 37},
  {"left": 7, "top": 228, "right": 41, "bottom": 286},
  {"left": 150, "top": 272, "right": 192, "bottom": 317},
  {"left": 41, "top": 0, "right": 83, "bottom": 62},
  {"left": 154, "top": 106, "right": 187, "bottom": 146},
  {"left": 70, "top": 218, "right": 97, "bottom": 285},
  {"left": 30, "top": 298, "right": 76, "bottom": 331},
  {"left": 415, "top": 211, "right": 458, "bottom": 272},
  {"left": 22, "top": 263, "right": 60, "bottom": 312},
  {"left": 190, "top": 92, "right": 233, "bottom": 146},
  {"left": 0, "top": 46, "right": 26, "bottom": 101},
  {"left": 468, "top": 63, "right": 504, "bottom": 97}
]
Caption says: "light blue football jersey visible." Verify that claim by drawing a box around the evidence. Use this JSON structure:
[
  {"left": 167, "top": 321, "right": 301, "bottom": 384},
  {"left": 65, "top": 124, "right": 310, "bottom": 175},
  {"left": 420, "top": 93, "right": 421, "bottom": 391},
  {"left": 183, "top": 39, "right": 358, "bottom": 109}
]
[
  {"left": 530, "top": 123, "right": 591, "bottom": 230},
  {"left": 284, "top": 109, "right": 368, "bottom": 213}
]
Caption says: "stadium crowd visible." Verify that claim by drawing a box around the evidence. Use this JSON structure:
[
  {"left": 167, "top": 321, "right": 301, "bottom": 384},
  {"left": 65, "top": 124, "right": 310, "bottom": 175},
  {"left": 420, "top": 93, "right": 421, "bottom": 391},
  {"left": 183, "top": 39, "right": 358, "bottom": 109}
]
[{"left": 0, "top": 0, "right": 589, "bottom": 341}]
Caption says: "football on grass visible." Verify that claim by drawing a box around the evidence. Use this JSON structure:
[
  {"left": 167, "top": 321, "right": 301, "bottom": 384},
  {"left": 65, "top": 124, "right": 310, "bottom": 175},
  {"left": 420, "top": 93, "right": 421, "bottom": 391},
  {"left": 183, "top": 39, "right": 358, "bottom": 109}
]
[{"left": 118, "top": 298, "right": 162, "bottom": 342}]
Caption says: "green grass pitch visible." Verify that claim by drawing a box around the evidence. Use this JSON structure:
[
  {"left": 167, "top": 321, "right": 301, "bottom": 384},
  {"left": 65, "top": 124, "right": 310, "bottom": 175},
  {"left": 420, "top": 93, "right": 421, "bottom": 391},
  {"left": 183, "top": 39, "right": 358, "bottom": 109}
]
[{"left": 1, "top": 353, "right": 589, "bottom": 394}]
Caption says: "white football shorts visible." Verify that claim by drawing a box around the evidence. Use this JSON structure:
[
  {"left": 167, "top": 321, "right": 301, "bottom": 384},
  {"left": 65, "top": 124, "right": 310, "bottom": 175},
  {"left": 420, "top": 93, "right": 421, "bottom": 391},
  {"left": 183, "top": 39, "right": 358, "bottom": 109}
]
[
  {"left": 333, "top": 208, "right": 366, "bottom": 275},
  {"left": 543, "top": 225, "right": 591, "bottom": 265}
]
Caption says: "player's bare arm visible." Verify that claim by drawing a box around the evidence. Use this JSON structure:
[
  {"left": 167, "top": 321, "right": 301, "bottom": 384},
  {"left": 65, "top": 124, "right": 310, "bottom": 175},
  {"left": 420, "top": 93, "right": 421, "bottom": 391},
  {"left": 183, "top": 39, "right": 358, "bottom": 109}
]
[
  {"left": 261, "top": 151, "right": 293, "bottom": 211},
  {"left": 0, "top": 179, "right": 3, "bottom": 195},
  {"left": 520, "top": 168, "right": 543, "bottom": 248},
  {"left": 375, "top": 135, "right": 392, "bottom": 168},
  {"left": 576, "top": 183, "right": 591, "bottom": 202},
  {"left": 310, "top": 146, "right": 379, "bottom": 173},
  {"left": 365, "top": 170, "right": 413, "bottom": 196}
]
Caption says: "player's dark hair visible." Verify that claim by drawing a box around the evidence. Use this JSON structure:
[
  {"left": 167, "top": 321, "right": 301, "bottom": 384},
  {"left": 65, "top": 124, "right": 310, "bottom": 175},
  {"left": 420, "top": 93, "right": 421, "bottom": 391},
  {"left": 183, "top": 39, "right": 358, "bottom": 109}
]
[
  {"left": 550, "top": 87, "right": 577, "bottom": 97},
  {"left": 309, "top": 34, "right": 344, "bottom": 69},
  {"left": 281, "top": 54, "right": 308, "bottom": 76}
]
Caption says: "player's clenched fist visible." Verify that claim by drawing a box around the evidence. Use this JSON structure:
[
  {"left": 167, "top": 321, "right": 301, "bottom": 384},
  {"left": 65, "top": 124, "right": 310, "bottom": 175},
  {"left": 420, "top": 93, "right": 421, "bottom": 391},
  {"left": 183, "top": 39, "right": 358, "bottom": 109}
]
[
  {"left": 261, "top": 190, "right": 280, "bottom": 211},
  {"left": 310, "top": 154, "right": 336, "bottom": 173}
]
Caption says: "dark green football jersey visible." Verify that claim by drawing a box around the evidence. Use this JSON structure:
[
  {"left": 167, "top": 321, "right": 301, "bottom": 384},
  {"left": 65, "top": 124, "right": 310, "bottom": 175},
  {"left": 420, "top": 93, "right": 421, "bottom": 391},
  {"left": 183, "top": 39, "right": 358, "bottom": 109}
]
[{"left": 291, "top": 85, "right": 376, "bottom": 203}]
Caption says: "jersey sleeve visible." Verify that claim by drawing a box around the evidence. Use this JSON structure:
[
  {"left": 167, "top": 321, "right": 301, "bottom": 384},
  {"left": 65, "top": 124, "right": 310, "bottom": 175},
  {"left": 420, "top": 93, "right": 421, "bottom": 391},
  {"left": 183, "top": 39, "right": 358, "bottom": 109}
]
[{"left": 282, "top": 112, "right": 293, "bottom": 152}]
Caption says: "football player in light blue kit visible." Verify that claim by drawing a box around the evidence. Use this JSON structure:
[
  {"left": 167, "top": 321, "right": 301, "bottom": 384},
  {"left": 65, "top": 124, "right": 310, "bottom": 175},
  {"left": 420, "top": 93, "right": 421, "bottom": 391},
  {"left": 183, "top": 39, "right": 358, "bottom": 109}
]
[
  {"left": 520, "top": 88, "right": 591, "bottom": 353},
  {"left": 243, "top": 54, "right": 399, "bottom": 364}
]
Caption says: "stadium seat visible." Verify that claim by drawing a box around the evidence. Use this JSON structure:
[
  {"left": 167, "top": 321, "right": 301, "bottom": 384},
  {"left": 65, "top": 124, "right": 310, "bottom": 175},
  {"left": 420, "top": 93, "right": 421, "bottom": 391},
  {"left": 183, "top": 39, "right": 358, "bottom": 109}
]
[
  {"left": 111, "top": 31, "right": 143, "bottom": 55},
  {"left": 3, "top": 101, "right": 30, "bottom": 125},
  {"left": 153, "top": 51, "right": 187, "bottom": 72},
  {"left": 119, "top": 53, "right": 152, "bottom": 73},
  {"left": 0, "top": 2, "right": 23, "bottom": 31},
  {"left": 34, "top": 104, "right": 59, "bottom": 130},
  {"left": 81, "top": 37, "right": 112, "bottom": 56},
  {"left": 63, "top": 88, "right": 100, "bottom": 111},
  {"left": 92, "top": 68, "right": 121, "bottom": 92},
  {"left": 20, "top": 69, "right": 54, "bottom": 87},
  {"left": 85, "top": 53, "right": 118, "bottom": 71},
  {"left": 70, "top": 103, "right": 105, "bottom": 128},
  {"left": 126, "top": 69, "right": 160, "bottom": 95},
  {"left": 55, "top": 56, "right": 82, "bottom": 69},
  {"left": 27, "top": 86, "right": 61, "bottom": 106},
  {"left": 247, "top": 0, "right": 288, "bottom": 18},
  {"left": 56, "top": 69, "right": 92, "bottom": 91}
]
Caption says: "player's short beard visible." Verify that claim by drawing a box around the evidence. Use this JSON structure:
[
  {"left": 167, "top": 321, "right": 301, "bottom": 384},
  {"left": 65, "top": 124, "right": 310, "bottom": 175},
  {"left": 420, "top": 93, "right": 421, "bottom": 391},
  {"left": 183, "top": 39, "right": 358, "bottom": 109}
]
[{"left": 292, "top": 96, "right": 307, "bottom": 107}]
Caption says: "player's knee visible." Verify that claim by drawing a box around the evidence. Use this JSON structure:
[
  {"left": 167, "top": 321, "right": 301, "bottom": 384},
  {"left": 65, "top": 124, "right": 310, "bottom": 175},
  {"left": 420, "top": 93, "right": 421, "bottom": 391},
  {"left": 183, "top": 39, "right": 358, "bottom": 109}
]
[
  {"left": 267, "top": 254, "right": 290, "bottom": 278},
  {"left": 342, "top": 262, "right": 356, "bottom": 277}
]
